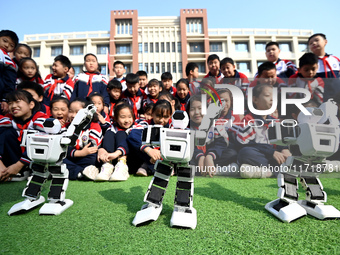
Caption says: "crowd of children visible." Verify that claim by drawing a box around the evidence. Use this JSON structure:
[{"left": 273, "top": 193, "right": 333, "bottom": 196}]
[{"left": 0, "top": 29, "right": 340, "bottom": 183}]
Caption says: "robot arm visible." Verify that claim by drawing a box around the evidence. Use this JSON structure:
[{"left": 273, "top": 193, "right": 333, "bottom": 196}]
[{"left": 61, "top": 104, "right": 97, "bottom": 147}]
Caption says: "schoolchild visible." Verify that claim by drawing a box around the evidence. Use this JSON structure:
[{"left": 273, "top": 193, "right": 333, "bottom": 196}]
[
  {"left": 63, "top": 99, "right": 102, "bottom": 180},
  {"left": 12, "top": 43, "right": 32, "bottom": 68},
  {"left": 44, "top": 55, "right": 74, "bottom": 103},
  {"left": 87, "top": 93, "right": 111, "bottom": 133},
  {"left": 17, "top": 81, "right": 50, "bottom": 116},
  {"left": 112, "top": 61, "right": 127, "bottom": 90},
  {"left": 203, "top": 54, "right": 224, "bottom": 83},
  {"left": 49, "top": 97, "right": 69, "bottom": 129},
  {"left": 0, "top": 90, "right": 48, "bottom": 181},
  {"left": 288, "top": 53, "right": 324, "bottom": 105},
  {"left": 142, "top": 79, "right": 161, "bottom": 109},
  {"left": 175, "top": 78, "right": 190, "bottom": 111},
  {"left": 220, "top": 57, "right": 249, "bottom": 94},
  {"left": 121, "top": 73, "right": 145, "bottom": 119},
  {"left": 96, "top": 103, "right": 134, "bottom": 181},
  {"left": 249, "top": 62, "right": 286, "bottom": 90},
  {"left": 161, "top": 72, "right": 176, "bottom": 95},
  {"left": 127, "top": 100, "right": 172, "bottom": 177},
  {"left": 16, "top": 57, "right": 44, "bottom": 86},
  {"left": 71, "top": 53, "right": 109, "bottom": 112},
  {"left": 136, "top": 70, "right": 148, "bottom": 91},
  {"left": 0, "top": 30, "right": 19, "bottom": 114},
  {"left": 107, "top": 79, "right": 123, "bottom": 120},
  {"left": 236, "top": 84, "right": 291, "bottom": 178},
  {"left": 185, "top": 62, "right": 200, "bottom": 94}
]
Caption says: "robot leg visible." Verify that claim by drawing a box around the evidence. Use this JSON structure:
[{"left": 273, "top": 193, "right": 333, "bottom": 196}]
[
  {"left": 170, "top": 164, "right": 197, "bottom": 229},
  {"left": 39, "top": 164, "right": 73, "bottom": 215},
  {"left": 132, "top": 160, "right": 173, "bottom": 226},
  {"left": 8, "top": 163, "right": 47, "bottom": 215},
  {"left": 298, "top": 175, "right": 340, "bottom": 219},
  {"left": 265, "top": 173, "right": 306, "bottom": 222}
]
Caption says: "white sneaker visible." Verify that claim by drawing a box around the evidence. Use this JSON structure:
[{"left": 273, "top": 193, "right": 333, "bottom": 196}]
[
  {"left": 110, "top": 160, "right": 129, "bottom": 181},
  {"left": 95, "top": 163, "right": 114, "bottom": 181},
  {"left": 82, "top": 165, "right": 99, "bottom": 180}
]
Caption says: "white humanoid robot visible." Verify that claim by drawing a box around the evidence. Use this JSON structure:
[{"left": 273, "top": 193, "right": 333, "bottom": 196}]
[
  {"left": 265, "top": 99, "right": 340, "bottom": 222},
  {"left": 132, "top": 100, "right": 225, "bottom": 229},
  {"left": 8, "top": 104, "right": 97, "bottom": 216}
]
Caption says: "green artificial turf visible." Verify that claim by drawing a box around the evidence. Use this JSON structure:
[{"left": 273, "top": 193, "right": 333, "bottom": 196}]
[{"left": 1, "top": 176, "right": 340, "bottom": 254}]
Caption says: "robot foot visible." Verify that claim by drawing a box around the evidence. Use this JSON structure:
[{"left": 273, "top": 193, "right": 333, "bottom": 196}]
[
  {"left": 298, "top": 200, "right": 340, "bottom": 220},
  {"left": 170, "top": 207, "right": 197, "bottom": 229},
  {"left": 8, "top": 196, "right": 45, "bottom": 216},
  {"left": 132, "top": 203, "right": 163, "bottom": 227},
  {"left": 265, "top": 198, "right": 307, "bottom": 223},
  {"left": 39, "top": 199, "right": 73, "bottom": 215}
]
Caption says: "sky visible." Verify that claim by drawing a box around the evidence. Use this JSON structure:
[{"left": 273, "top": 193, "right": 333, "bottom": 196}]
[{"left": 2, "top": 0, "right": 340, "bottom": 57}]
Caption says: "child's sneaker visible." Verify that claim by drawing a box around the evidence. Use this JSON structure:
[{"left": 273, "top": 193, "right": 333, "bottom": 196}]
[
  {"left": 136, "top": 163, "right": 148, "bottom": 177},
  {"left": 110, "top": 159, "right": 129, "bottom": 181},
  {"left": 82, "top": 165, "right": 99, "bottom": 180},
  {"left": 10, "top": 170, "right": 30, "bottom": 182},
  {"left": 95, "top": 163, "right": 114, "bottom": 181}
]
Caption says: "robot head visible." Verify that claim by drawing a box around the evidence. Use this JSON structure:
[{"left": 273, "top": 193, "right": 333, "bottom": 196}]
[
  {"left": 171, "top": 110, "right": 189, "bottom": 129},
  {"left": 297, "top": 107, "right": 323, "bottom": 124},
  {"left": 43, "top": 118, "right": 62, "bottom": 134}
]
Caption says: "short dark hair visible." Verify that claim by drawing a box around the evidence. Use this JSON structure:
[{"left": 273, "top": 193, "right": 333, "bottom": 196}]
[
  {"left": 114, "top": 102, "right": 135, "bottom": 121},
  {"left": 136, "top": 70, "right": 147, "bottom": 78},
  {"left": 50, "top": 96, "right": 70, "bottom": 109},
  {"left": 125, "top": 73, "right": 139, "bottom": 84},
  {"left": 308, "top": 33, "right": 326, "bottom": 44},
  {"left": 84, "top": 53, "right": 97, "bottom": 62},
  {"left": 148, "top": 78, "right": 160, "bottom": 87},
  {"left": 176, "top": 78, "right": 190, "bottom": 89},
  {"left": 161, "top": 72, "right": 173, "bottom": 81},
  {"left": 54, "top": 55, "right": 72, "bottom": 69},
  {"left": 252, "top": 83, "right": 272, "bottom": 98},
  {"left": 258, "top": 62, "right": 276, "bottom": 77},
  {"left": 220, "top": 57, "right": 234, "bottom": 67},
  {"left": 17, "top": 81, "right": 44, "bottom": 97},
  {"left": 0, "top": 30, "right": 19, "bottom": 48},
  {"left": 114, "top": 60, "right": 125, "bottom": 68},
  {"left": 15, "top": 43, "right": 32, "bottom": 57},
  {"left": 107, "top": 79, "right": 122, "bottom": 90},
  {"left": 185, "top": 62, "right": 198, "bottom": 76},
  {"left": 299, "top": 53, "right": 318, "bottom": 68},
  {"left": 207, "top": 54, "right": 220, "bottom": 64},
  {"left": 265, "top": 42, "right": 279, "bottom": 50}
]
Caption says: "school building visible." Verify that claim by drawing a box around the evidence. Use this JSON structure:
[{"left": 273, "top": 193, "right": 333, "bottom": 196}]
[{"left": 23, "top": 9, "right": 313, "bottom": 80}]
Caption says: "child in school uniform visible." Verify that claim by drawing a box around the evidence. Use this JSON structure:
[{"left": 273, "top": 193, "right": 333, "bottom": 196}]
[
  {"left": 142, "top": 79, "right": 161, "bottom": 108},
  {"left": 16, "top": 58, "right": 44, "bottom": 86},
  {"left": 49, "top": 97, "right": 69, "bottom": 130},
  {"left": 175, "top": 78, "right": 190, "bottom": 111},
  {"left": 107, "top": 79, "right": 123, "bottom": 121},
  {"left": 71, "top": 53, "right": 110, "bottom": 113},
  {"left": 0, "top": 90, "right": 48, "bottom": 181},
  {"left": 12, "top": 43, "right": 32, "bottom": 69},
  {"left": 88, "top": 93, "right": 111, "bottom": 134}
]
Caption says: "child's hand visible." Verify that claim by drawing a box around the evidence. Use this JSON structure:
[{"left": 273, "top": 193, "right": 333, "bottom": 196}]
[
  {"left": 80, "top": 143, "right": 98, "bottom": 157},
  {"left": 273, "top": 151, "right": 286, "bottom": 165},
  {"left": 97, "top": 148, "right": 108, "bottom": 162},
  {"left": 1, "top": 102, "right": 9, "bottom": 114},
  {"left": 97, "top": 114, "right": 106, "bottom": 124},
  {"left": 58, "top": 119, "right": 66, "bottom": 127},
  {"left": 104, "top": 106, "right": 109, "bottom": 114},
  {"left": 0, "top": 161, "right": 24, "bottom": 182},
  {"left": 146, "top": 148, "right": 161, "bottom": 162},
  {"left": 281, "top": 149, "right": 292, "bottom": 159}
]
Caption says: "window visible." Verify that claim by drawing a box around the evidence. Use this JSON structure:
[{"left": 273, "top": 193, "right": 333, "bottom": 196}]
[
  {"left": 156, "top": 63, "right": 160, "bottom": 73},
  {"left": 125, "top": 64, "right": 131, "bottom": 73},
  {"left": 178, "top": 62, "right": 182, "bottom": 73},
  {"left": 210, "top": 42, "right": 222, "bottom": 52},
  {"left": 172, "top": 63, "right": 176, "bottom": 73},
  {"left": 167, "top": 62, "right": 171, "bottom": 72},
  {"left": 116, "top": 19, "right": 132, "bottom": 35},
  {"left": 150, "top": 63, "right": 154, "bottom": 74},
  {"left": 257, "top": 61, "right": 264, "bottom": 67},
  {"left": 186, "top": 18, "right": 203, "bottom": 34},
  {"left": 189, "top": 42, "right": 204, "bottom": 53},
  {"left": 166, "top": 42, "right": 170, "bottom": 52},
  {"left": 298, "top": 43, "right": 308, "bottom": 52},
  {"left": 116, "top": 44, "right": 131, "bottom": 54},
  {"left": 145, "top": 63, "right": 148, "bottom": 73},
  {"left": 162, "top": 63, "right": 165, "bottom": 73},
  {"left": 51, "top": 46, "right": 62, "bottom": 56},
  {"left": 144, "top": 43, "right": 148, "bottom": 53},
  {"left": 155, "top": 42, "right": 159, "bottom": 53},
  {"left": 150, "top": 43, "right": 154, "bottom": 53},
  {"left": 73, "top": 65, "right": 82, "bottom": 76},
  {"left": 97, "top": 45, "right": 109, "bottom": 55},
  {"left": 100, "top": 65, "right": 107, "bottom": 75},
  {"left": 197, "top": 62, "right": 205, "bottom": 73},
  {"left": 235, "top": 42, "right": 248, "bottom": 52},
  {"left": 279, "top": 42, "right": 291, "bottom": 52},
  {"left": 139, "top": 63, "right": 143, "bottom": 70},
  {"left": 172, "top": 42, "right": 176, "bottom": 53},
  {"left": 237, "top": 61, "right": 251, "bottom": 72},
  {"left": 70, "top": 45, "right": 83, "bottom": 55},
  {"left": 161, "top": 42, "right": 165, "bottom": 52},
  {"left": 177, "top": 42, "right": 181, "bottom": 53},
  {"left": 255, "top": 42, "right": 266, "bottom": 52},
  {"left": 33, "top": 47, "right": 40, "bottom": 57},
  {"left": 138, "top": 43, "right": 142, "bottom": 53}
]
